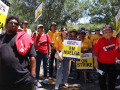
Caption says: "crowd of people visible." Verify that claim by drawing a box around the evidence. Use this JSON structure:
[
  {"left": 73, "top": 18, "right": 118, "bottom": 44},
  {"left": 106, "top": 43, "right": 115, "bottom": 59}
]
[{"left": 0, "top": 15, "right": 120, "bottom": 90}]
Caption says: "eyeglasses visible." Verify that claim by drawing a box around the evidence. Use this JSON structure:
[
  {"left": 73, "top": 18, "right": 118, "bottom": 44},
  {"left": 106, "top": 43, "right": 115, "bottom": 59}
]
[
  {"left": 61, "top": 30, "right": 67, "bottom": 32},
  {"left": 95, "top": 30, "right": 100, "bottom": 31},
  {"left": 9, "top": 22, "right": 19, "bottom": 26},
  {"left": 79, "top": 33, "right": 86, "bottom": 35}
]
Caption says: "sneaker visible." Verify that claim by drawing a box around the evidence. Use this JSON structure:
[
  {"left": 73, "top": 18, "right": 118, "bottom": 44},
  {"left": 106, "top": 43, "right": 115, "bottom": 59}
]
[
  {"left": 48, "top": 77, "right": 52, "bottom": 79},
  {"left": 37, "top": 81, "right": 42, "bottom": 88},
  {"left": 43, "top": 79, "right": 48, "bottom": 84},
  {"left": 64, "top": 83, "right": 69, "bottom": 87},
  {"left": 115, "top": 85, "right": 120, "bottom": 89},
  {"left": 55, "top": 83, "right": 59, "bottom": 90}
]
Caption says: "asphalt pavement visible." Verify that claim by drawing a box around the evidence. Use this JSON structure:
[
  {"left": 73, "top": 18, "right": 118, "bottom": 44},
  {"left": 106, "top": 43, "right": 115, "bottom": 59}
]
[{"left": 35, "top": 60, "right": 120, "bottom": 90}]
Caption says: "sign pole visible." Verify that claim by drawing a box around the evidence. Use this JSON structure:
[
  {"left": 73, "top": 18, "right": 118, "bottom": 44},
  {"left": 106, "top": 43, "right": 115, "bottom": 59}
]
[{"left": 84, "top": 71, "right": 86, "bottom": 83}]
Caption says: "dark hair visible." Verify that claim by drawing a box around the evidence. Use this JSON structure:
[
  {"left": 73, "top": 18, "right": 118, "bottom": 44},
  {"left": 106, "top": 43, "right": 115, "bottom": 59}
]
[
  {"left": 6, "top": 15, "right": 20, "bottom": 25},
  {"left": 95, "top": 28, "right": 100, "bottom": 31},
  {"left": 60, "top": 26, "right": 68, "bottom": 42},
  {"left": 81, "top": 27, "right": 85, "bottom": 30}
]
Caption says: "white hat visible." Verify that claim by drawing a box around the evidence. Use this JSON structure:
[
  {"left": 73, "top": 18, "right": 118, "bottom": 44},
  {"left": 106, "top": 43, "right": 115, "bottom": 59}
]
[{"left": 38, "top": 24, "right": 43, "bottom": 29}]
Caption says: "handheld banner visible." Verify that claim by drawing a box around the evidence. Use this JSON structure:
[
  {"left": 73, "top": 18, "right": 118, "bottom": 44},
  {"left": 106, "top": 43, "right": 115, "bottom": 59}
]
[
  {"left": 63, "top": 37, "right": 81, "bottom": 61},
  {"left": 35, "top": 2, "right": 42, "bottom": 23},
  {"left": 116, "top": 9, "right": 120, "bottom": 36},
  {"left": 76, "top": 50, "right": 94, "bottom": 71},
  {"left": 0, "top": 0, "right": 10, "bottom": 34}
]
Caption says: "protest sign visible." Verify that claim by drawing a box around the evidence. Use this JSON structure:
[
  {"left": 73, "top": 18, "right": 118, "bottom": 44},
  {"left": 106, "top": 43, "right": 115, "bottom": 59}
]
[
  {"left": 63, "top": 37, "right": 81, "bottom": 61},
  {"left": 76, "top": 51, "right": 93, "bottom": 71},
  {"left": 116, "top": 9, "right": 120, "bottom": 36},
  {"left": 35, "top": 2, "right": 42, "bottom": 23},
  {"left": 0, "top": 0, "right": 10, "bottom": 34}
]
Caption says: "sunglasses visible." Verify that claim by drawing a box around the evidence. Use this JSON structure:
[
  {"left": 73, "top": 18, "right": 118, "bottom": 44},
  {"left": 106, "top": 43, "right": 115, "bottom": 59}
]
[
  {"left": 79, "top": 33, "right": 86, "bottom": 35},
  {"left": 9, "top": 22, "right": 19, "bottom": 26},
  {"left": 61, "top": 30, "right": 67, "bottom": 32}
]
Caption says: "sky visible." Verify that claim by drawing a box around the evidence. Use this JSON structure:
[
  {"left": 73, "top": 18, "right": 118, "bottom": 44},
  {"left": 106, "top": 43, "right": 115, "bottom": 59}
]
[{"left": 77, "top": 16, "right": 91, "bottom": 24}]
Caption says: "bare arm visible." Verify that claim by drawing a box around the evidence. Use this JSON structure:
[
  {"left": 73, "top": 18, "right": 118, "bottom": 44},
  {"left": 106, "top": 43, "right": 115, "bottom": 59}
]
[
  {"left": 56, "top": 48, "right": 63, "bottom": 61},
  {"left": 47, "top": 44, "right": 51, "bottom": 59},
  {"left": 93, "top": 55, "right": 98, "bottom": 68},
  {"left": 29, "top": 56, "right": 36, "bottom": 77}
]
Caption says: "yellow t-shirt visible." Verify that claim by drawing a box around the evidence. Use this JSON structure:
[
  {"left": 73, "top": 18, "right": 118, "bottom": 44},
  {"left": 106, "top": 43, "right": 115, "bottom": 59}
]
[
  {"left": 88, "top": 34, "right": 94, "bottom": 39},
  {"left": 112, "top": 31, "right": 116, "bottom": 37},
  {"left": 48, "top": 31, "right": 60, "bottom": 49},
  {"left": 54, "top": 35, "right": 64, "bottom": 51},
  {"left": 90, "top": 34, "right": 103, "bottom": 46},
  {"left": 81, "top": 38, "right": 92, "bottom": 49}
]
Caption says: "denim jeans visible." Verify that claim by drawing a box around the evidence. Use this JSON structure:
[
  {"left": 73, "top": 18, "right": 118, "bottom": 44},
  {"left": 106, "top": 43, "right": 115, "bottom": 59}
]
[
  {"left": 49, "top": 49, "right": 57, "bottom": 77},
  {"left": 56, "top": 59, "right": 69, "bottom": 84},
  {"left": 36, "top": 51, "right": 48, "bottom": 79}
]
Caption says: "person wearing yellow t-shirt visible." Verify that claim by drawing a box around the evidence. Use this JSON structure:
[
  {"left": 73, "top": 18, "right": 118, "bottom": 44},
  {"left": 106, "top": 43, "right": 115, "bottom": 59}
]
[
  {"left": 76, "top": 29, "right": 92, "bottom": 82},
  {"left": 90, "top": 28, "right": 103, "bottom": 46},
  {"left": 47, "top": 22, "right": 60, "bottom": 78},
  {"left": 112, "top": 31, "right": 116, "bottom": 37},
  {"left": 54, "top": 27, "right": 70, "bottom": 89},
  {"left": 88, "top": 29, "right": 93, "bottom": 40}
]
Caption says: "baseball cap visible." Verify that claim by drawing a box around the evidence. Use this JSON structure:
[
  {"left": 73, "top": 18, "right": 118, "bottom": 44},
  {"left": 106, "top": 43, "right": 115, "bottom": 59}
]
[
  {"left": 22, "top": 21, "right": 28, "bottom": 25},
  {"left": 70, "top": 29, "right": 78, "bottom": 34},
  {"left": 51, "top": 22, "right": 57, "bottom": 26},
  {"left": 79, "top": 30, "right": 86, "bottom": 33},
  {"left": 38, "top": 24, "right": 44, "bottom": 29},
  {"left": 102, "top": 25, "right": 112, "bottom": 31}
]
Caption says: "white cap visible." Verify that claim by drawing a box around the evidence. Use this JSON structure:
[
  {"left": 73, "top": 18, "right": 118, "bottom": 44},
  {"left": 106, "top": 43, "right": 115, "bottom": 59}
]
[{"left": 38, "top": 24, "right": 43, "bottom": 29}]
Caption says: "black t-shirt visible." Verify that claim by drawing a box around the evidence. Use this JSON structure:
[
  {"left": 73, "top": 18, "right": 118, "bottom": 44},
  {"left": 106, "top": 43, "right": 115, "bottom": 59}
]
[{"left": 0, "top": 34, "right": 36, "bottom": 85}]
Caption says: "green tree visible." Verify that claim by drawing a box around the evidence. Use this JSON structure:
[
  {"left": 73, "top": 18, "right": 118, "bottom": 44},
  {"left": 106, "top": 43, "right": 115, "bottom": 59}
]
[
  {"left": 7, "top": 0, "right": 86, "bottom": 32},
  {"left": 87, "top": 0, "right": 120, "bottom": 29}
]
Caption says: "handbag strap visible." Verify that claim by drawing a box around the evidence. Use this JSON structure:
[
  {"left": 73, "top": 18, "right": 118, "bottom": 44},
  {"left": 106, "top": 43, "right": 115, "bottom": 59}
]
[{"left": 46, "top": 34, "right": 49, "bottom": 54}]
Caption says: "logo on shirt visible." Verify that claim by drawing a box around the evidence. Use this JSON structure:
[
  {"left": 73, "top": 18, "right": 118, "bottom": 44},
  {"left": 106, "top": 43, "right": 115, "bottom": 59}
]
[
  {"left": 37, "top": 40, "right": 47, "bottom": 46},
  {"left": 103, "top": 44, "right": 116, "bottom": 51}
]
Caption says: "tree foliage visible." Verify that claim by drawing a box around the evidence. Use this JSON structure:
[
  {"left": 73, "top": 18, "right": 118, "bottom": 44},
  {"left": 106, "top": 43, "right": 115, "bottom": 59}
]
[
  {"left": 87, "top": 0, "right": 120, "bottom": 29},
  {"left": 7, "top": 0, "right": 86, "bottom": 32}
]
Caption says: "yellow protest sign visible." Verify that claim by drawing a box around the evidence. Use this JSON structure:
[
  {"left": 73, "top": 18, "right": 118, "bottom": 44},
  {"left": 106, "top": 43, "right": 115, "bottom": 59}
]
[
  {"left": 63, "top": 38, "right": 81, "bottom": 60},
  {"left": 35, "top": 2, "right": 42, "bottom": 23},
  {"left": 116, "top": 9, "right": 120, "bottom": 35},
  {"left": 0, "top": 0, "right": 10, "bottom": 34},
  {"left": 76, "top": 53, "right": 93, "bottom": 69}
]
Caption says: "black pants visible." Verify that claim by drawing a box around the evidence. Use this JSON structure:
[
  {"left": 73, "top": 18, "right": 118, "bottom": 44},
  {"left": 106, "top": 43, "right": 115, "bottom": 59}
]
[
  {"left": 49, "top": 49, "right": 57, "bottom": 77},
  {"left": 98, "top": 62, "right": 116, "bottom": 90},
  {"left": 0, "top": 74, "right": 36, "bottom": 90}
]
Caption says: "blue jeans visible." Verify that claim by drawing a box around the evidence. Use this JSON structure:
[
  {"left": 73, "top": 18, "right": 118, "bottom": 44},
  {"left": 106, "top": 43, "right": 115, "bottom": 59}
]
[
  {"left": 36, "top": 51, "right": 48, "bottom": 79},
  {"left": 56, "top": 59, "right": 69, "bottom": 84}
]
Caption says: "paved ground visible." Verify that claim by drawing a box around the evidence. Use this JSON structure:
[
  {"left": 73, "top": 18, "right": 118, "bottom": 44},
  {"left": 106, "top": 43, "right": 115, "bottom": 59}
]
[{"left": 35, "top": 61, "right": 120, "bottom": 90}]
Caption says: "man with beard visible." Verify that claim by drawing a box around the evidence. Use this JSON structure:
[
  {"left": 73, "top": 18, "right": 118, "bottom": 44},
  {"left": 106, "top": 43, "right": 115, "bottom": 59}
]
[{"left": 0, "top": 15, "right": 36, "bottom": 90}]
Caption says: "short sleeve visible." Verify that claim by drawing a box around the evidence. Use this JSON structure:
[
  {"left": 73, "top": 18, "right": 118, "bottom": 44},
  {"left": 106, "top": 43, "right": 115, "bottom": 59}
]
[
  {"left": 54, "top": 37, "right": 59, "bottom": 48},
  {"left": 47, "top": 34, "right": 52, "bottom": 43},
  {"left": 93, "top": 40, "right": 100, "bottom": 55}
]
